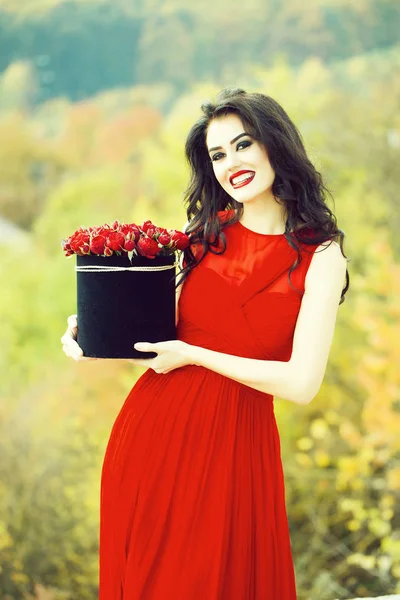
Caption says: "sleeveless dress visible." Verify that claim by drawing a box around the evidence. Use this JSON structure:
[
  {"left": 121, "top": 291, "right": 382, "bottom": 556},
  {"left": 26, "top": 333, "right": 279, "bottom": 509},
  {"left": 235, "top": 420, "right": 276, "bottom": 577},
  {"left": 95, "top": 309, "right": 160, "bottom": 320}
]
[{"left": 99, "top": 210, "right": 321, "bottom": 600}]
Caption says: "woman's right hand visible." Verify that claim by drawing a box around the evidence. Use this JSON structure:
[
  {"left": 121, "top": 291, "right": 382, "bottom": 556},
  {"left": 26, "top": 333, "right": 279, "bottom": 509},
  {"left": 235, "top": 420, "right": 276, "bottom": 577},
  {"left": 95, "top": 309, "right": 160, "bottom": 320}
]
[{"left": 61, "top": 314, "right": 95, "bottom": 361}]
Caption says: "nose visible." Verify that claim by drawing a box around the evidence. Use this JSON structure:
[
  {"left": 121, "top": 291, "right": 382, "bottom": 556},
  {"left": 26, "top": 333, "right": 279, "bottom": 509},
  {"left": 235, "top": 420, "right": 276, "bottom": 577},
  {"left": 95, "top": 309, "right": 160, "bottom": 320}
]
[{"left": 225, "top": 150, "right": 241, "bottom": 172}]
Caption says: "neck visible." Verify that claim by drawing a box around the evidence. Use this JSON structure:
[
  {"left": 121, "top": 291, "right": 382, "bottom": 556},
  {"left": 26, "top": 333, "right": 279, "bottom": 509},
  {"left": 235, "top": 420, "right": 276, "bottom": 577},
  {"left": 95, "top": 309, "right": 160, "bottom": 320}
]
[{"left": 238, "top": 202, "right": 288, "bottom": 235}]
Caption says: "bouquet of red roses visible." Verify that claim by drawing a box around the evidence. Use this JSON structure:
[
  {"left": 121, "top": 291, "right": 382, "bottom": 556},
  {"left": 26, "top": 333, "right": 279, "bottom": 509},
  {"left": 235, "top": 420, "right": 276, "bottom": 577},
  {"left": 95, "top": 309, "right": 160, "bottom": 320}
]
[
  {"left": 62, "top": 219, "right": 189, "bottom": 258},
  {"left": 62, "top": 220, "right": 190, "bottom": 359}
]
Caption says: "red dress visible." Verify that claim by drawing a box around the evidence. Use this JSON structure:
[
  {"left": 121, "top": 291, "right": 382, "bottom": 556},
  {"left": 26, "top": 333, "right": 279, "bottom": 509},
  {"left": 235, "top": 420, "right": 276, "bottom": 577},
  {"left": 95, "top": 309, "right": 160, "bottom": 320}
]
[{"left": 99, "top": 211, "right": 320, "bottom": 599}]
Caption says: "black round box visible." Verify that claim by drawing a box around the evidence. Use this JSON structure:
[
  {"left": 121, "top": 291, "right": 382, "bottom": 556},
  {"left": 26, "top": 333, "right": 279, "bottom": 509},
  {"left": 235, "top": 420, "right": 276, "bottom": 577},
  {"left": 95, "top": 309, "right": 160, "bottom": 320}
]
[{"left": 76, "top": 253, "right": 176, "bottom": 359}]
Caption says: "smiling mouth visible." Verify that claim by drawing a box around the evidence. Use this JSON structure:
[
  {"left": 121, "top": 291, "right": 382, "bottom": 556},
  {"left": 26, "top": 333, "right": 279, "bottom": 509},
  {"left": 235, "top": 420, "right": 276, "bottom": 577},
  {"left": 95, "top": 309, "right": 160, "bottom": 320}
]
[{"left": 230, "top": 171, "right": 255, "bottom": 189}]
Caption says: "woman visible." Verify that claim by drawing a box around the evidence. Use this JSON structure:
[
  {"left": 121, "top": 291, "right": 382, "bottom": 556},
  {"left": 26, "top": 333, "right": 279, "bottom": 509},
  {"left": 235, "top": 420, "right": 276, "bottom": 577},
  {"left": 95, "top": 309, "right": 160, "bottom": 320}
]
[{"left": 62, "top": 88, "right": 349, "bottom": 599}]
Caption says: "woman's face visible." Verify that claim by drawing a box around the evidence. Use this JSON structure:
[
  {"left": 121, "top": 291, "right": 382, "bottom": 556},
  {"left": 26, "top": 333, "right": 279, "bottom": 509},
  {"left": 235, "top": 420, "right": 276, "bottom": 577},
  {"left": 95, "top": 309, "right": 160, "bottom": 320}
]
[{"left": 206, "top": 113, "right": 276, "bottom": 205}]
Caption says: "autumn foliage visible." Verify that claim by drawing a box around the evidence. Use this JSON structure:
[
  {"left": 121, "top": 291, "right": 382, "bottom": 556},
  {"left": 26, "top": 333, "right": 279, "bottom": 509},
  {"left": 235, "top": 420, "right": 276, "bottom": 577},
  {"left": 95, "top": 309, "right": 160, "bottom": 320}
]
[{"left": 0, "top": 31, "right": 399, "bottom": 600}]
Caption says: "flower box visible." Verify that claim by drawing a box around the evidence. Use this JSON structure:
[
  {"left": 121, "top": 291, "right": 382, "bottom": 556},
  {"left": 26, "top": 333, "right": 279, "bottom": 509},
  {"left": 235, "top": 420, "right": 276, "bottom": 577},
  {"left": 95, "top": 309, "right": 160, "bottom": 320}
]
[{"left": 62, "top": 220, "right": 189, "bottom": 359}]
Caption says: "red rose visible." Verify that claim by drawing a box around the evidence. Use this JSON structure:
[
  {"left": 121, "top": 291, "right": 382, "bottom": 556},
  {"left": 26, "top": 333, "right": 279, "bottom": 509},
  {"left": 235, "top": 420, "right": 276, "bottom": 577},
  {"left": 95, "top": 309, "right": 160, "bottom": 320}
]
[
  {"left": 69, "top": 232, "right": 90, "bottom": 254},
  {"left": 62, "top": 240, "right": 74, "bottom": 256},
  {"left": 121, "top": 224, "right": 140, "bottom": 242},
  {"left": 131, "top": 225, "right": 141, "bottom": 242},
  {"left": 106, "top": 231, "right": 126, "bottom": 252},
  {"left": 137, "top": 236, "right": 160, "bottom": 259},
  {"left": 146, "top": 226, "right": 157, "bottom": 238},
  {"left": 90, "top": 235, "right": 106, "bottom": 255},
  {"left": 124, "top": 239, "right": 135, "bottom": 252},
  {"left": 97, "top": 226, "right": 111, "bottom": 238},
  {"left": 158, "top": 232, "right": 171, "bottom": 246},
  {"left": 141, "top": 220, "right": 154, "bottom": 234},
  {"left": 170, "top": 230, "right": 190, "bottom": 250},
  {"left": 104, "top": 246, "right": 113, "bottom": 257}
]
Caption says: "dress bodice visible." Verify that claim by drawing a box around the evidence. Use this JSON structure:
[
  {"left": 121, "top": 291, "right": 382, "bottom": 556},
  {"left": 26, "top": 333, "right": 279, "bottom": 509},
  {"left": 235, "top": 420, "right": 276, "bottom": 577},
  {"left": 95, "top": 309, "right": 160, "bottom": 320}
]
[{"left": 177, "top": 210, "right": 320, "bottom": 362}]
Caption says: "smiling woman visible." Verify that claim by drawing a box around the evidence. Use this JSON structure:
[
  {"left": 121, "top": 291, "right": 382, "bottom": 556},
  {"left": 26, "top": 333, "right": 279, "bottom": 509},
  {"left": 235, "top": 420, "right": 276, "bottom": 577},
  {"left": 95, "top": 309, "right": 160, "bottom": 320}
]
[
  {"left": 62, "top": 87, "right": 350, "bottom": 600},
  {"left": 207, "top": 118, "right": 275, "bottom": 201}
]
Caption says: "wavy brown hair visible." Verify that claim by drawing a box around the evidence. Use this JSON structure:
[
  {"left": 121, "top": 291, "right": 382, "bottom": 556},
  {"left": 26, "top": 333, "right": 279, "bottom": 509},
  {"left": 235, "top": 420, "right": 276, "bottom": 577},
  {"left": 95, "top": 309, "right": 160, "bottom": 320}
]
[{"left": 177, "top": 88, "right": 350, "bottom": 304}]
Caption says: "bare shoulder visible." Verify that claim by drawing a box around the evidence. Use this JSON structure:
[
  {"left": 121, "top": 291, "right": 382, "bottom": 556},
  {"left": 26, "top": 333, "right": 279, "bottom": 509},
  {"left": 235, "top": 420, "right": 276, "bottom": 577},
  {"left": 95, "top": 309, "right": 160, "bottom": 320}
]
[
  {"left": 312, "top": 238, "right": 346, "bottom": 260},
  {"left": 304, "top": 239, "right": 348, "bottom": 299}
]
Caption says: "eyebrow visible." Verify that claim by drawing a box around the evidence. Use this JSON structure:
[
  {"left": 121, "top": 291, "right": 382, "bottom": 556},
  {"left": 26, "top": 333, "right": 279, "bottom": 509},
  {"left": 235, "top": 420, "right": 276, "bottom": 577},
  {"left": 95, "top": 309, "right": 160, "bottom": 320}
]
[{"left": 207, "top": 132, "right": 250, "bottom": 154}]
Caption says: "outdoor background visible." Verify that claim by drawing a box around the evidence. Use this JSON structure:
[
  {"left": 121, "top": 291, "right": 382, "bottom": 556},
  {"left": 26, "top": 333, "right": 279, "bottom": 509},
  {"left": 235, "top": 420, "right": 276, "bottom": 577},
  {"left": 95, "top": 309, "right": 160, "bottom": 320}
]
[{"left": 0, "top": 0, "right": 399, "bottom": 599}]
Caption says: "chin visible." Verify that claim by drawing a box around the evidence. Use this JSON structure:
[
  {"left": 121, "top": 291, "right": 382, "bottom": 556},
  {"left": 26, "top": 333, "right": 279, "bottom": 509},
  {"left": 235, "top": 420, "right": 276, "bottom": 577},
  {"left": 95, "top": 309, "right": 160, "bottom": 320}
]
[
  {"left": 229, "top": 184, "right": 273, "bottom": 204},
  {"left": 231, "top": 191, "right": 264, "bottom": 203}
]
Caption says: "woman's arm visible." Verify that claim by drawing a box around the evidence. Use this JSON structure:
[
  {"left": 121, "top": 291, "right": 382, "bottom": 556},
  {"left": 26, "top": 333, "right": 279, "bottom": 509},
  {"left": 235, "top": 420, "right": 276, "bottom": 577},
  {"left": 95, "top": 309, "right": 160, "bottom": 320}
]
[{"left": 134, "top": 241, "right": 348, "bottom": 405}]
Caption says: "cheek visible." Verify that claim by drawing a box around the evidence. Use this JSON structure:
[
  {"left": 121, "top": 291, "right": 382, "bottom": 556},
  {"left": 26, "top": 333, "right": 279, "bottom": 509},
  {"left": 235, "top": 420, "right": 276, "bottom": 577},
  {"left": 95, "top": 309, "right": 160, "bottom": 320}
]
[
  {"left": 212, "top": 165, "right": 228, "bottom": 186},
  {"left": 257, "top": 157, "right": 275, "bottom": 181},
  {"left": 255, "top": 149, "right": 272, "bottom": 170}
]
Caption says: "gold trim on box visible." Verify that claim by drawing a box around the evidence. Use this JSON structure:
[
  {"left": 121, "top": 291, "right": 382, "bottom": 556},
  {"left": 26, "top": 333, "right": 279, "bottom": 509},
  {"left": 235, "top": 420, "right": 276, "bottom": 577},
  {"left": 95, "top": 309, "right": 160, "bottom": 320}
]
[{"left": 75, "top": 262, "right": 178, "bottom": 273}]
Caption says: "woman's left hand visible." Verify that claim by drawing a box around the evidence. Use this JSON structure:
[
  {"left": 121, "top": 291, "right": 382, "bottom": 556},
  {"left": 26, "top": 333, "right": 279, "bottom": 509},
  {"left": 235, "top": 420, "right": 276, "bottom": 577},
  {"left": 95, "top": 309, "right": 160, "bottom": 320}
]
[{"left": 129, "top": 340, "right": 195, "bottom": 374}]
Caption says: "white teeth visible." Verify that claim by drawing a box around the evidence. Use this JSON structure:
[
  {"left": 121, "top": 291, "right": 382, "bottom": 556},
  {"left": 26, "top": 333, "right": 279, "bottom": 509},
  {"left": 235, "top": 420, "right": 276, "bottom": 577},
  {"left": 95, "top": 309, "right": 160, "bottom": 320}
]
[{"left": 232, "top": 173, "right": 254, "bottom": 186}]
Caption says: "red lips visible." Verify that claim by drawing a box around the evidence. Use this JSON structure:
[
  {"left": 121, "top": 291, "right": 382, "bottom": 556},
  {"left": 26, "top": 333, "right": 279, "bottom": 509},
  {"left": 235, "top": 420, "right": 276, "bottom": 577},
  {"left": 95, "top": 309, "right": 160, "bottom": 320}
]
[{"left": 229, "top": 170, "right": 256, "bottom": 187}]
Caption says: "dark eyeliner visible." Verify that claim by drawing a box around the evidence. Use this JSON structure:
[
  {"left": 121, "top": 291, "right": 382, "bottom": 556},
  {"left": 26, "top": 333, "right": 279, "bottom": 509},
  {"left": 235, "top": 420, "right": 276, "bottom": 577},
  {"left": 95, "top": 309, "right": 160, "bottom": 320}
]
[{"left": 211, "top": 139, "right": 252, "bottom": 161}]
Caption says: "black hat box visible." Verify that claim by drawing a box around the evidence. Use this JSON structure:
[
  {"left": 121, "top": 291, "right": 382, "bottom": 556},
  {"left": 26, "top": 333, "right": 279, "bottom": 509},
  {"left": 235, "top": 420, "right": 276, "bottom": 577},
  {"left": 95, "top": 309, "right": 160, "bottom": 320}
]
[{"left": 76, "top": 253, "right": 176, "bottom": 359}]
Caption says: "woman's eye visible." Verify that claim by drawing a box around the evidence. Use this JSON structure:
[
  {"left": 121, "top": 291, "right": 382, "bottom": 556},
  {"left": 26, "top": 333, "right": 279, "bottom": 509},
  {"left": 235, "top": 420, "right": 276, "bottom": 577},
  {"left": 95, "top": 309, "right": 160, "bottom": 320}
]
[
  {"left": 211, "top": 140, "right": 251, "bottom": 162},
  {"left": 237, "top": 140, "right": 252, "bottom": 150}
]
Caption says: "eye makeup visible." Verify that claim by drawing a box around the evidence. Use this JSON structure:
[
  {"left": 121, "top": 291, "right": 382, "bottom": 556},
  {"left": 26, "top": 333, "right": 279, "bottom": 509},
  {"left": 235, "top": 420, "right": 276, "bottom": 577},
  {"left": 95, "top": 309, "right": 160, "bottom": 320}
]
[{"left": 211, "top": 138, "right": 253, "bottom": 162}]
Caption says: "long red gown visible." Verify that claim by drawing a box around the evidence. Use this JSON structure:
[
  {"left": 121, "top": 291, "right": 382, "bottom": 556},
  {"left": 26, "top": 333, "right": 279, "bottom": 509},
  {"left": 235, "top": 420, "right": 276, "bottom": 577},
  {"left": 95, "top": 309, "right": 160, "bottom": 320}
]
[{"left": 99, "top": 210, "right": 320, "bottom": 599}]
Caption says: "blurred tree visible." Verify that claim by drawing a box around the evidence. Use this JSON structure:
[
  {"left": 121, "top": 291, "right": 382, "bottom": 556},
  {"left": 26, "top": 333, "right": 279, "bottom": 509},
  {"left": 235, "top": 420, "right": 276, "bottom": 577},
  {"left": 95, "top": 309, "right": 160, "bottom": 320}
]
[
  {"left": 0, "top": 0, "right": 399, "bottom": 103},
  {"left": 0, "top": 60, "right": 38, "bottom": 110},
  {"left": 0, "top": 409, "right": 100, "bottom": 599},
  {"left": 0, "top": 112, "right": 66, "bottom": 229},
  {"left": 0, "top": 51, "right": 399, "bottom": 599},
  {"left": 136, "top": 11, "right": 195, "bottom": 90}
]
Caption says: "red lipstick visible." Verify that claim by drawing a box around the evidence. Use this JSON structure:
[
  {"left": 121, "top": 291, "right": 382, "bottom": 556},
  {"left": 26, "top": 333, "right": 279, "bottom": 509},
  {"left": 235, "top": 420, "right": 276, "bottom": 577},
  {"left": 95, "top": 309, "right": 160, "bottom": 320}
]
[{"left": 229, "top": 170, "right": 255, "bottom": 188}]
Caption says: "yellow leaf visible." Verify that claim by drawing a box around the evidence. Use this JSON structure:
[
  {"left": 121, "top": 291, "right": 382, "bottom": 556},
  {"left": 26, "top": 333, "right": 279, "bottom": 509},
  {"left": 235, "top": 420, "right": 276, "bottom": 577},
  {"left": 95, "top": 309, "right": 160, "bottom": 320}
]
[
  {"left": 295, "top": 452, "right": 313, "bottom": 468},
  {"left": 314, "top": 449, "right": 330, "bottom": 468},
  {"left": 310, "top": 418, "right": 328, "bottom": 440},
  {"left": 296, "top": 437, "right": 314, "bottom": 451},
  {"left": 368, "top": 518, "right": 391, "bottom": 538},
  {"left": 346, "top": 519, "right": 361, "bottom": 531}
]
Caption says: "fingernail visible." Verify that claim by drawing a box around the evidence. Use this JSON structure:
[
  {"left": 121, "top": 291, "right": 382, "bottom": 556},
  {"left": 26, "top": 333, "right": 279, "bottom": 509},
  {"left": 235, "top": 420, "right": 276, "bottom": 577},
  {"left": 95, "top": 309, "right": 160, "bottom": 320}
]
[{"left": 134, "top": 343, "right": 145, "bottom": 350}]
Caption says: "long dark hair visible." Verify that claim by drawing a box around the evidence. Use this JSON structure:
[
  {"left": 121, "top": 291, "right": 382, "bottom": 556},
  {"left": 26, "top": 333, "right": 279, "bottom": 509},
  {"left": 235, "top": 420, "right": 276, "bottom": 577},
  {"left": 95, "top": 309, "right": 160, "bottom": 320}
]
[{"left": 177, "top": 88, "right": 350, "bottom": 304}]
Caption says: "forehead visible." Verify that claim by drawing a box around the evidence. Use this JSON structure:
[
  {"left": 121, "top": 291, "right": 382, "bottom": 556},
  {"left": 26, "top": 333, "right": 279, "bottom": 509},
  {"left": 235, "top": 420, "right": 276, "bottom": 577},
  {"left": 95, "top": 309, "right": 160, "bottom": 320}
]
[{"left": 206, "top": 113, "right": 246, "bottom": 147}]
